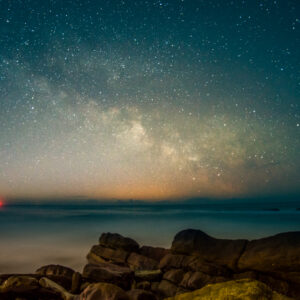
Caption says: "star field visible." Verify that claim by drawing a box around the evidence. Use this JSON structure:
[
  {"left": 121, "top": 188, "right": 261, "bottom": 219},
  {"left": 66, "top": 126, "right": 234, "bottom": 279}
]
[{"left": 0, "top": 0, "right": 299, "bottom": 200}]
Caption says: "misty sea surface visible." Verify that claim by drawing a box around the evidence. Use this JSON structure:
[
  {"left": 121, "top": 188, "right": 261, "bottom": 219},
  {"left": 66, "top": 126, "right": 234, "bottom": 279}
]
[{"left": 0, "top": 200, "right": 300, "bottom": 274}]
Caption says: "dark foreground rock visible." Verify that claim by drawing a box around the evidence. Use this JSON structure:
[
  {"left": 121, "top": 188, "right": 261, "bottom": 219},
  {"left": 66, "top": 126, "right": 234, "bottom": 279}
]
[
  {"left": 1, "top": 229, "right": 300, "bottom": 300},
  {"left": 165, "top": 279, "right": 292, "bottom": 300},
  {"left": 0, "top": 276, "right": 39, "bottom": 293}
]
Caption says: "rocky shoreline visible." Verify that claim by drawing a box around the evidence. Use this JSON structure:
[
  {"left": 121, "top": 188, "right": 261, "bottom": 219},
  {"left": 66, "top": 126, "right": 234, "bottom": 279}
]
[{"left": 0, "top": 229, "right": 299, "bottom": 299}]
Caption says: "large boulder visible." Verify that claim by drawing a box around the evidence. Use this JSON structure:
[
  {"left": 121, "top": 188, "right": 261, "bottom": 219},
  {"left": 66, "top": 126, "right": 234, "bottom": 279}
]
[
  {"left": 0, "top": 276, "right": 39, "bottom": 293},
  {"left": 159, "top": 253, "right": 231, "bottom": 278},
  {"left": 82, "top": 263, "right": 133, "bottom": 290},
  {"left": 165, "top": 279, "right": 293, "bottom": 300},
  {"left": 171, "top": 229, "right": 247, "bottom": 270},
  {"left": 76, "top": 282, "right": 129, "bottom": 300},
  {"left": 127, "top": 253, "right": 159, "bottom": 271},
  {"left": 36, "top": 264, "right": 75, "bottom": 289},
  {"left": 99, "top": 233, "right": 139, "bottom": 252},
  {"left": 238, "top": 231, "right": 300, "bottom": 282},
  {"left": 88, "top": 245, "right": 129, "bottom": 265},
  {"left": 139, "top": 246, "right": 169, "bottom": 262}
]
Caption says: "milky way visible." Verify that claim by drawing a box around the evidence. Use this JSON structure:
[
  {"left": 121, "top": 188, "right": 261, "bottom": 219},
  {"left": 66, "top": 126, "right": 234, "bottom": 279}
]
[{"left": 0, "top": 0, "right": 299, "bottom": 200}]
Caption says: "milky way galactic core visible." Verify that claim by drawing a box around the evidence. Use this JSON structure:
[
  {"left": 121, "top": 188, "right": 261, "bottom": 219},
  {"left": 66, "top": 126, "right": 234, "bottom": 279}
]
[{"left": 0, "top": 1, "right": 299, "bottom": 199}]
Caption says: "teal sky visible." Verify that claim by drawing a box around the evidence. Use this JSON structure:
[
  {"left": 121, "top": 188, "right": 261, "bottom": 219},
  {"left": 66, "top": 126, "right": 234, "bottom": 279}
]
[{"left": 0, "top": 0, "right": 299, "bottom": 200}]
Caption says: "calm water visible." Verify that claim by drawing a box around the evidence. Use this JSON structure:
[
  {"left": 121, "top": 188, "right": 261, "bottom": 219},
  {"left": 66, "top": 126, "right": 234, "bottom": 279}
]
[{"left": 0, "top": 201, "right": 299, "bottom": 274}]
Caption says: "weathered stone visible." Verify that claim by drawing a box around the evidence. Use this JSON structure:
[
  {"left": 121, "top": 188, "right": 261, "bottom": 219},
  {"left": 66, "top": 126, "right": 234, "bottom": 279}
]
[
  {"left": 187, "top": 257, "right": 231, "bottom": 277},
  {"left": 80, "top": 282, "right": 91, "bottom": 293},
  {"left": 139, "top": 246, "right": 169, "bottom": 262},
  {"left": 88, "top": 245, "right": 129, "bottom": 265},
  {"left": 127, "top": 253, "right": 158, "bottom": 271},
  {"left": 238, "top": 231, "right": 300, "bottom": 282},
  {"left": 36, "top": 264, "right": 75, "bottom": 279},
  {"left": 159, "top": 254, "right": 190, "bottom": 270},
  {"left": 77, "top": 282, "right": 129, "bottom": 300},
  {"left": 35, "top": 264, "right": 75, "bottom": 290},
  {"left": 70, "top": 271, "right": 82, "bottom": 294},
  {"left": 134, "top": 270, "right": 162, "bottom": 282},
  {"left": 233, "top": 270, "right": 258, "bottom": 280},
  {"left": 179, "top": 271, "right": 226, "bottom": 290},
  {"left": 99, "top": 233, "right": 139, "bottom": 252},
  {"left": 165, "top": 279, "right": 293, "bottom": 300},
  {"left": 150, "top": 282, "right": 160, "bottom": 294},
  {"left": 163, "top": 269, "right": 185, "bottom": 285},
  {"left": 158, "top": 280, "right": 178, "bottom": 297},
  {"left": 0, "top": 276, "right": 39, "bottom": 293},
  {"left": 39, "top": 277, "right": 74, "bottom": 300},
  {"left": 171, "top": 229, "right": 247, "bottom": 270},
  {"left": 87, "top": 251, "right": 108, "bottom": 265},
  {"left": 0, "top": 273, "right": 72, "bottom": 291},
  {"left": 234, "top": 271, "right": 298, "bottom": 299},
  {"left": 180, "top": 272, "right": 208, "bottom": 290},
  {"left": 175, "top": 287, "right": 189, "bottom": 295},
  {"left": 136, "top": 281, "right": 151, "bottom": 290},
  {"left": 127, "top": 289, "right": 157, "bottom": 300},
  {"left": 82, "top": 263, "right": 133, "bottom": 289}
]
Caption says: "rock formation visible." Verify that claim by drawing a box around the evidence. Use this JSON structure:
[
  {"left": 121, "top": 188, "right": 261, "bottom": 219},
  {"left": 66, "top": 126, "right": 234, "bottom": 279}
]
[{"left": 0, "top": 229, "right": 299, "bottom": 299}]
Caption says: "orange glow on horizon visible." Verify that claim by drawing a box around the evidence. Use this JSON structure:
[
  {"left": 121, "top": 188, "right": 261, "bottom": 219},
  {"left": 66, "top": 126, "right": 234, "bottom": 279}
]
[{"left": 0, "top": 195, "right": 6, "bottom": 207}]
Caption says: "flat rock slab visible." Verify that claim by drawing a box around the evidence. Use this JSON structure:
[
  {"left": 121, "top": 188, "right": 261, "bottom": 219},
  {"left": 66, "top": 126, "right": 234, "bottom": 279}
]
[
  {"left": 88, "top": 245, "right": 129, "bottom": 265},
  {"left": 134, "top": 270, "right": 162, "bottom": 282},
  {"left": 83, "top": 263, "right": 133, "bottom": 289},
  {"left": 127, "top": 253, "right": 159, "bottom": 271}
]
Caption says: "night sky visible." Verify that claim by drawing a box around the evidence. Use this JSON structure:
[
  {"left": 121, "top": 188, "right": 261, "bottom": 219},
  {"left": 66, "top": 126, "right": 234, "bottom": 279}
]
[{"left": 0, "top": 0, "right": 299, "bottom": 200}]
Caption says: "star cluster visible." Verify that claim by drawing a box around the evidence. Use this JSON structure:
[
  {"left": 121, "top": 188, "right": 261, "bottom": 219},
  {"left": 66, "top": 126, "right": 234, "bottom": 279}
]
[{"left": 0, "top": 0, "right": 299, "bottom": 200}]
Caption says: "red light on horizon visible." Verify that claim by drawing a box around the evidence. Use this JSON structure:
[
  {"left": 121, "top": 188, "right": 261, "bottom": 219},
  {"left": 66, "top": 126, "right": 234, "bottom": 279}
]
[{"left": 0, "top": 197, "right": 4, "bottom": 207}]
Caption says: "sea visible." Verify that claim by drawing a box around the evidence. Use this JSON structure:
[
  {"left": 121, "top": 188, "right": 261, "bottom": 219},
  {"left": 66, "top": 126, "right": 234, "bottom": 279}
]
[{"left": 0, "top": 199, "right": 299, "bottom": 274}]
